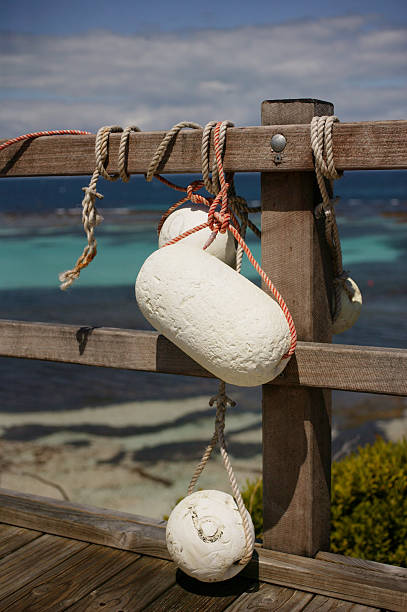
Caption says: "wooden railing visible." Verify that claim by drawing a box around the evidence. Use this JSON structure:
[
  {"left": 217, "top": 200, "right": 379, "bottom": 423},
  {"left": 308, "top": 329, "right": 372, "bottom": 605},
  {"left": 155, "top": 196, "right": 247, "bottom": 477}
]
[{"left": 1, "top": 98, "right": 406, "bottom": 559}]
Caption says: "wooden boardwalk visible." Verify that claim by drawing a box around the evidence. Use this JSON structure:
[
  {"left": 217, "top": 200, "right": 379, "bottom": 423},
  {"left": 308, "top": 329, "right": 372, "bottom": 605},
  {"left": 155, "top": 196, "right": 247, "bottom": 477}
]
[
  {"left": 0, "top": 489, "right": 406, "bottom": 611},
  {"left": 0, "top": 521, "right": 384, "bottom": 611}
]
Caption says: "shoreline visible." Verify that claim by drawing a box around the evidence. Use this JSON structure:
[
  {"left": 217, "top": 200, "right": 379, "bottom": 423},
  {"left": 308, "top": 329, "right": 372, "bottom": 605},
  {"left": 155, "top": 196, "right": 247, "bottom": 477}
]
[{"left": 1, "top": 393, "right": 406, "bottom": 519}]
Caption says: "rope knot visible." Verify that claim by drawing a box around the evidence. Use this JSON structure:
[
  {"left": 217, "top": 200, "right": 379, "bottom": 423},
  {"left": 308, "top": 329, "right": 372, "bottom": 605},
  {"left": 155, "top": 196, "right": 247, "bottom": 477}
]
[{"left": 81, "top": 186, "right": 104, "bottom": 200}]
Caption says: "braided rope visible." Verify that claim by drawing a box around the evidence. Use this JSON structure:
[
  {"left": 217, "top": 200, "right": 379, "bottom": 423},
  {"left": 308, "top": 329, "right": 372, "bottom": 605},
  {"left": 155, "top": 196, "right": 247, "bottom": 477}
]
[
  {"left": 201, "top": 121, "right": 261, "bottom": 242},
  {"left": 145, "top": 121, "right": 202, "bottom": 182},
  {"left": 187, "top": 382, "right": 255, "bottom": 565},
  {"left": 59, "top": 124, "right": 141, "bottom": 290},
  {"left": 310, "top": 116, "right": 348, "bottom": 321},
  {"left": 118, "top": 125, "right": 140, "bottom": 182},
  {"left": 0, "top": 129, "right": 91, "bottom": 152}
]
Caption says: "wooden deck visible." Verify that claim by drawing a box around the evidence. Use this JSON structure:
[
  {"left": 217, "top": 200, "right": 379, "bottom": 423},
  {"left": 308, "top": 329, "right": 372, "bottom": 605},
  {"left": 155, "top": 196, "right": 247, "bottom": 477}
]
[
  {"left": 0, "top": 521, "right": 385, "bottom": 611},
  {"left": 0, "top": 489, "right": 406, "bottom": 611}
]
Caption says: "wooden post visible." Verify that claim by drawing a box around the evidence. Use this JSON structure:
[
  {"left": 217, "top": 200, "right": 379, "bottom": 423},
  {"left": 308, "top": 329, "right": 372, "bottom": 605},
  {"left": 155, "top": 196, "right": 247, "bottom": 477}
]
[{"left": 261, "top": 99, "right": 333, "bottom": 556}]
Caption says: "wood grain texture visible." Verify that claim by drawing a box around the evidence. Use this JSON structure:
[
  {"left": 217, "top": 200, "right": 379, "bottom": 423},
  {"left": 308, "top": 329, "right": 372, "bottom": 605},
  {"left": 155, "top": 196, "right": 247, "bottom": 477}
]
[
  {"left": 261, "top": 99, "right": 333, "bottom": 556},
  {"left": 1, "top": 319, "right": 406, "bottom": 395},
  {"left": 0, "top": 533, "right": 88, "bottom": 602},
  {"left": 0, "top": 493, "right": 404, "bottom": 610},
  {"left": 302, "top": 594, "right": 380, "bottom": 611},
  {"left": 0, "top": 523, "right": 42, "bottom": 559},
  {"left": 67, "top": 555, "right": 176, "bottom": 611},
  {"left": 0, "top": 543, "right": 136, "bottom": 611},
  {"left": 1, "top": 121, "right": 406, "bottom": 177},
  {"left": 0, "top": 488, "right": 169, "bottom": 560},
  {"left": 316, "top": 551, "right": 407, "bottom": 580},
  {"left": 243, "top": 548, "right": 407, "bottom": 612},
  {"left": 225, "top": 582, "right": 314, "bottom": 611},
  {"left": 142, "top": 570, "right": 255, "bottom": 612}
]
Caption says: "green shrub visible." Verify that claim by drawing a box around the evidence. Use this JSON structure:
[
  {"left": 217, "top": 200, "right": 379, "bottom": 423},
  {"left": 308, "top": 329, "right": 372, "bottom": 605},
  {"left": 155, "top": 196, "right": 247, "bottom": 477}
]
[
  {"left": 331, "top": 437, "right": 407, "bottom": 566},
  {"left": 240, "top": 437, "right": 407, "bottom": 567}
]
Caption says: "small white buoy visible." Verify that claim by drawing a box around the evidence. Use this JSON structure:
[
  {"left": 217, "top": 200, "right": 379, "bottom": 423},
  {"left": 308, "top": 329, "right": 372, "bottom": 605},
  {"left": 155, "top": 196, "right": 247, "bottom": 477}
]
[
  {"left": 135, "top": 244, "right": 291, "bottom": 386},
  {"left": 332, "top": 277, "right": 362, "bottom": 334},
  {"left": 158, "top": 204, "right": 236, "bottom": 266},
  {"left": 166, "top": 490, "right": 255, "bottom": 582}
]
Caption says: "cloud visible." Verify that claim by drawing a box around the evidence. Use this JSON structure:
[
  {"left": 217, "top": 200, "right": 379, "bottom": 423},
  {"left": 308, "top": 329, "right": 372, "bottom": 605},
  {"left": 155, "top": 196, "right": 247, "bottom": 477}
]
[{"left": 0, "top": 16, "right": 406, "bottom": 136}]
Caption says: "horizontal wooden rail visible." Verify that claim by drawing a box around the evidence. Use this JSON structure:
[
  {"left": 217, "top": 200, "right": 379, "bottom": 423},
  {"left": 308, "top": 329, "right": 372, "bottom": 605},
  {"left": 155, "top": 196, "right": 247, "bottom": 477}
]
[
  {"left": 1, "top": 489, "right": 406, "bottom": 610},
  {"left": 1, "top": 121, "right": 407, "bottom": 177},
  {"left": 1, "top": 320, "right": 406, "bottom": 396}
]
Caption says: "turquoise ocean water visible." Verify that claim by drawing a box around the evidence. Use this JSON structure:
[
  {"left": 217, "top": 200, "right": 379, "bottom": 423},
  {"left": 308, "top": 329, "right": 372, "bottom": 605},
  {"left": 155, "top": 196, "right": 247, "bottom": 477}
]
[{"left": 0, "top": 171, "right": 406, "bottom": 425}]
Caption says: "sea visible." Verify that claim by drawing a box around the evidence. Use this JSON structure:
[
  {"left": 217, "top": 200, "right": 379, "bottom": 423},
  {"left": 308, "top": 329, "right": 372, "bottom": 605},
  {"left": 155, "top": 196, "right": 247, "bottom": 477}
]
[{"left": 0, "top": 171, "right": 406, "bottom": 449}]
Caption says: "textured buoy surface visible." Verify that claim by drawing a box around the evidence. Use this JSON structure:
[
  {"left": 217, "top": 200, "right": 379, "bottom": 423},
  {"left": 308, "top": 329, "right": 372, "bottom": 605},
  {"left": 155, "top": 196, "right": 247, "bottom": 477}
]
[
  {"left": 166, "top": 490, "right": 255, "bottom": 582},
  {"left": 332, "top": 277, "right": 362, "bottom": 334},
  {"left": 135, "top": 244, "right": 291, "bottom": 386},
  {"left": 159, "top": 204, "right": 236, "bottom": 266}
]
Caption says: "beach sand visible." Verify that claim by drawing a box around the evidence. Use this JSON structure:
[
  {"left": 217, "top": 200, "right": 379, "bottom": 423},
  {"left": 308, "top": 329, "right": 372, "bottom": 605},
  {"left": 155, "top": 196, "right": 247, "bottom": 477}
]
[{"left": 1, "top": 390, "right": 406, "bottom": 519}]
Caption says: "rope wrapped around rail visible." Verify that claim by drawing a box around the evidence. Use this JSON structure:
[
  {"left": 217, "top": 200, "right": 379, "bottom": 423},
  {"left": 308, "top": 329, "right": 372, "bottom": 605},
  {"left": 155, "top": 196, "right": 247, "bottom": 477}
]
[{"left": 310, "top": 115, "right": 353, "bottom": 321}]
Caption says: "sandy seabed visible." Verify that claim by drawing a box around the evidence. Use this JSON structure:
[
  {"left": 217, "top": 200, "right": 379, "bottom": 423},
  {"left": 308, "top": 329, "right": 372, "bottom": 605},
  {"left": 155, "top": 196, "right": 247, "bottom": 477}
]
[{"left": 1, "top": 392, "right": 406, "bottom": 520}]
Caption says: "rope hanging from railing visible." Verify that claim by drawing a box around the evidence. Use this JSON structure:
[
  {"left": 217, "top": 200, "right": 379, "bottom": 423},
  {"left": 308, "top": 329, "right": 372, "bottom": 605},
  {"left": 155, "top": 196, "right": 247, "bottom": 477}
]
[
  {"left": 59, "top": 125, "right": 141, "bottom": 290},
  {"left": 310, "top": 115, "right": 349, "bottom": 321}
]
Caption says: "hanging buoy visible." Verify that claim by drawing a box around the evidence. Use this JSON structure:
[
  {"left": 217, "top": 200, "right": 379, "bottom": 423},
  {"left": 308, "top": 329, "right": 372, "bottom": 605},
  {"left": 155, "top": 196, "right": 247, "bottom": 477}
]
[
  {"left": 332, "top": 276, "right": 362, "bottom": 334},
  {"left": 135, "top": 244, "right": 291, "bottom": 386},
  {"left": 159, "top": 204, "right": 236, "bottom": 266},
  {"left": 166, "top": 489, "right": 255, "bottom": 582}
]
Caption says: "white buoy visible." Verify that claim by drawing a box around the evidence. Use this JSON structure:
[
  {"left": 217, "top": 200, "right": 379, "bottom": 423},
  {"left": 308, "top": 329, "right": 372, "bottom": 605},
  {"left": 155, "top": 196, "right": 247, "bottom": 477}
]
[
  {"left": 332, "top": 277, "right": 362, "bottom": 334},
  {"left": 159, "top": 204, "right": 236, "bottom": 266},
  {"left": 135, "top": 243, "right": 291, "bottom": 386},
  {"left": 166, "top": 489, "right": 255, "bottom": 582}
]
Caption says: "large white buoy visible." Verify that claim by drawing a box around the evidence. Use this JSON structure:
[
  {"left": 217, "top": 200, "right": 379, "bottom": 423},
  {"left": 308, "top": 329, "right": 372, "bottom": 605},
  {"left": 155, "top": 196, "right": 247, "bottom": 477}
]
[
  {"left": 159, "top": 204, "right": 236, "bottom": 266},
  {"left": 135, "top": 243, "right": 291, "bottom": 386},
  {"left": 166, "top": 490, "right": 255, "bottom": 582},
  {"left": 332, "top": 276, "right": 362, "bottom": 334}
]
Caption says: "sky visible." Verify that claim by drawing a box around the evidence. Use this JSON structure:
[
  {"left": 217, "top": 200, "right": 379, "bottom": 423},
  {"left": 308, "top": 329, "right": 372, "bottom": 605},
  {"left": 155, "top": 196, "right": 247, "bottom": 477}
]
[{"left": 1, "top": 1, "right": 406, "bottom": 136}]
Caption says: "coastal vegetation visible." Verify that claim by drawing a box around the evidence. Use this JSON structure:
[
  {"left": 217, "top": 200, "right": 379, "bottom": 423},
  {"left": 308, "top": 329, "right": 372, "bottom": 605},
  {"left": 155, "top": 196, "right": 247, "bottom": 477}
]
[{"left": 242, "top": 437, "right": 407, "bottom": 567}]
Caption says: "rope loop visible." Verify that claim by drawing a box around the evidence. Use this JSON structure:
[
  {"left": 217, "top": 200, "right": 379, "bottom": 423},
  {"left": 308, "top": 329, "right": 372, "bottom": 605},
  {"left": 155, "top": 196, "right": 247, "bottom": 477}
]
[
  {"left": 146, "top": 121, "right": 202, "bottom": 182},
  {"left": 95, "top": 125, "right": 123, "bottom": 181},
  {"left": 118, "top": 125, "right": 141, "bottom": 182},
  {"left": 188, "top": 380, "right": 255, "bottom": 566}
]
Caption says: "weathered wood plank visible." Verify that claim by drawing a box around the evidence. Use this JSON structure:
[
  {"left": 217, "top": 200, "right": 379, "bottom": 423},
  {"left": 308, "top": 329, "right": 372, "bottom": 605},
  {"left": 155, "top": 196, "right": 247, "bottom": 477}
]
[
  {"left": 0, "top": 543, "right": 136, "bottom": 611},
  {"left": 1, "top": 319, "right": 406, "bottom": 395},
  {"left": 302, "top": 594, "right": 380, "bottom": 611},
  {"left": 224, "top": 582, "right": 314, "bottom": 611},
  {"left": 0, "top": 488, "right": 170, "bottom": 560},
  {"left": 316, "top": 551, "right": 407, "bottom": 580},
  {"left": 1, "top": 121, "right": 407, "bottom": 177},
  {"left": 67, "top": 555, "right": 176, "bottom": 611},
  {"left": 261, "top": 99, "right": 333, "bottom": 556},
  {"left": 142, "top": 570, "right": 255, "bottom": 612},
  {"left": 0, "top": 523, "right": 42, "bottom": 559},
  {"left": 0, "top": 491, "right": 404, "bottom": 610},
  {"left": 0, "top": 534, "right": 87, "bottom": 602},
  {"left": 243, "top": 548, "right": 407, "bottom": 612}
]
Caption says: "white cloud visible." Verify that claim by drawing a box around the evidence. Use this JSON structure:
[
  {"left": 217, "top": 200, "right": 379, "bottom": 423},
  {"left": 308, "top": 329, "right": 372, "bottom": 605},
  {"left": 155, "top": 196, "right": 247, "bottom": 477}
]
[{"left": 0, "top": 16, "right": 406, "bottom": 136}]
